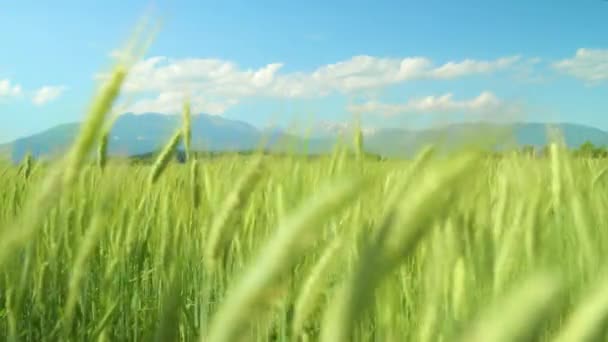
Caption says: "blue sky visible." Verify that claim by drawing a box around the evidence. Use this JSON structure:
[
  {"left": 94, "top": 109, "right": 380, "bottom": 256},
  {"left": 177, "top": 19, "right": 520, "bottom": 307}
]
[{"left": 1, "top": 0, "right": 607, "bottom": 143}]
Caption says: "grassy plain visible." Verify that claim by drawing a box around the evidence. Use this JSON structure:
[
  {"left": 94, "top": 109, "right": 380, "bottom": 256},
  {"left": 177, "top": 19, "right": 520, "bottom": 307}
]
[
  {"left": 3, "top": 144, "right": 608, "bottom": 341},
  {"left": 2, "top": 31, "right": 608, "bottom": 342}
]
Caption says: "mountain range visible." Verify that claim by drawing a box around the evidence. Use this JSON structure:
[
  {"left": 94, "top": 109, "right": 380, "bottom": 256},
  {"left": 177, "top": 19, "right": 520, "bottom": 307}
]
[{"left": 4, "top": 112, "right": 608, "bottom": 163}]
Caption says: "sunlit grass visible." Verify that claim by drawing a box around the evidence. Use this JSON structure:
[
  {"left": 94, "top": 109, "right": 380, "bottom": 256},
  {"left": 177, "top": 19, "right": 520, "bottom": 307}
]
[
  {"left": 3, "top": 131, "right": 608, "bottom": 341},
  {"left": 2, "top": 24, "right": 608, "bottom": 342}
]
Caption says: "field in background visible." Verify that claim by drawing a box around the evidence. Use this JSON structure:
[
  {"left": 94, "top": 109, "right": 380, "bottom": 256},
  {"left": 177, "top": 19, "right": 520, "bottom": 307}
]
[
  {"left": 2, "top": 145, "right": 608, "bottom": 341},
  {"left": 2, "top": 33, "right": 608, "bottom": 342}
]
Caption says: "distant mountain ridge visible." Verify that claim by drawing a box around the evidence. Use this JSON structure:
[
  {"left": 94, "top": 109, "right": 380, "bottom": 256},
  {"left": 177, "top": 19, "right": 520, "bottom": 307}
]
[{"left": 7, "top": 113, "right": 608, "bottom": 162}]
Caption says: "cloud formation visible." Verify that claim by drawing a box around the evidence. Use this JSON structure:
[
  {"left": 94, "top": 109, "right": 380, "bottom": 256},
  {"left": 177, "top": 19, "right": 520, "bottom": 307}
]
[
  {"left": 347, "top": 91, "right": 512, "bottom": 116},
  {"left": 553, "top": 48, "right": 608, "bottom": 84},
  {"left": 32, "top": 86, "right": 67, "bottom": 106},
  {"left": 0, "top": 79, "right": 23, "bottom": 99},
  {"left": 431, "top": 57, "right": 521, "bottom": 79},
  {"left": 100, "top": 54, "right": 522, "bottom": 115},
  {"left": 127, "top": 91, "right": 237, "bottom": 115}
]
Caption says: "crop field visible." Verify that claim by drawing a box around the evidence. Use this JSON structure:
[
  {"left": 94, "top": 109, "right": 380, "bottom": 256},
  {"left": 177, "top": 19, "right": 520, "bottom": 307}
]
[
  {"left": 2, "top": 43, "right": 608, "bottom": 342},
  {"left": 3, "top": 133, "right": 608, "bottom": 342}
]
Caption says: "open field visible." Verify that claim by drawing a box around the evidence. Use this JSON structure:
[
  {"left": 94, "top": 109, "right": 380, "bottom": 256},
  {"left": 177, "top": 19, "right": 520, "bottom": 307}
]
[
  {"left": 2, "top": 38, "right": 608, "bottom": 342},
  {"left": 2, "top": 143, "right": 608, "bottom": 341}
]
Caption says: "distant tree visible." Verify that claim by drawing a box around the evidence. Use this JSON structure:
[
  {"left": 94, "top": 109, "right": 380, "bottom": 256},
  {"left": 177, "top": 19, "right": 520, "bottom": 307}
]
[
  {"left": 569, "top": 141, "right": 608, "bottom": 158},
  {"left": 577, "top": 141, "right": 596, "bottom": 157},
  {"left": 520, "top": 145, "right": 536, "bottom": 157},
  {"left": 596, "top": 146, "right": 608, "bottom": 158}
]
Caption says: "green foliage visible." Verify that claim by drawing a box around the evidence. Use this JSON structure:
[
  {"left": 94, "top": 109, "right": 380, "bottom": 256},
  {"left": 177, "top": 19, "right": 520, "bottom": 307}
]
[
  {"left": 3, "top": 26, "right": 608, "bottom": 342},
  {"left": 148, "top": 130, "right": 183, "bottom": 185},
  {"left": 182, "top": 99, "right": 192, "bottom": 163},
  {"left": 489, "top": 142, "right": 608, "bottom": 159},
  {"left": 2, "top": 138, "right": 608, "bottom": 341},
  {"left": 97, "top": 129, "right": 110, "bottom": 171},
  {"left": 573, "top": 140, "right": 608, "bottom": 158},
  {"left": 520, "top": 145, "right": 536, "bottom": 157}
]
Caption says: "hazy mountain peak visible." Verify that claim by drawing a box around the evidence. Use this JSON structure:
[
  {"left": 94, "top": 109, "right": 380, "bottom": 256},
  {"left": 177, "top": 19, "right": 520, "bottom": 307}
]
[{"left": 6, "top": 114, "right": 608, "bottom": 162}]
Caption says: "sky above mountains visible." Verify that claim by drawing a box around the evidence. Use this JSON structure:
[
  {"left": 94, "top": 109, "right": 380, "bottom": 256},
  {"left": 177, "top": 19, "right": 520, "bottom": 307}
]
[{"left": 1, "top": 0, "right": 607, "bottom": 143}]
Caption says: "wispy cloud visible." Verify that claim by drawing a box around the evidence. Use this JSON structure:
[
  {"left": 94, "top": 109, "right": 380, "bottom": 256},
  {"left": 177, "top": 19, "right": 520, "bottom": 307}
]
[
  {"left": 430, "top": 56, "right": 521, "bottom": 79},
  {"left": 32, "top": 85, "right": 67, "bottom": 106},
  {"left": 127, "top": 91, "right": 237, "bottom": 115},
  {"left": 347, "top": 91, "right": 518, "bottom": 117},
  {"left": 0, "top": 79, "right": 23, "bottom": 99},
  {"left": 99, "top": 53, "right": 523, "bottom": 115},
  {"left": 553, "top": 48, "right": 608, "bottom": 84}
]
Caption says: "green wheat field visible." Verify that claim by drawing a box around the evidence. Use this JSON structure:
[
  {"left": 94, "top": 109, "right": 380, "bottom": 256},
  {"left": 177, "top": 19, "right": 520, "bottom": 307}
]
[{"left": 2, "top": 34, "right": 608, "bottom": 342}]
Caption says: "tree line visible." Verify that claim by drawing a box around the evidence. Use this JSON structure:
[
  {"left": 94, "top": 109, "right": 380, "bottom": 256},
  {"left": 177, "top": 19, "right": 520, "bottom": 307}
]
[{"left": 517, "top": 141, "right": 608, "bottom": 158}]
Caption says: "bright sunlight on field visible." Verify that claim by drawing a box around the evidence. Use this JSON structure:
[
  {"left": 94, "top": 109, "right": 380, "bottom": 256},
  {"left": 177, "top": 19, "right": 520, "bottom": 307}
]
[{"left": 3, "top": 18, "right": 608, "bottom": 342}]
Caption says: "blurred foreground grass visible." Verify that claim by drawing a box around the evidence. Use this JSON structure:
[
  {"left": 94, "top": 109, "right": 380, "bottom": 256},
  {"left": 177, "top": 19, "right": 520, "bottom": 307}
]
[
  {"left": 2, "top": 27, "right": 608, "bottom": 342},
  {"left": 3, "top": 141, "right": 608, "bottom": 341}
]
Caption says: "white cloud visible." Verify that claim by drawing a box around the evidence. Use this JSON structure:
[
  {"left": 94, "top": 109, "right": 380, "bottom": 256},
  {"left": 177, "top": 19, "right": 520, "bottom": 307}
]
[
  {"left": 100, "top": 54, "right": 523, "bottom": 115},
  {"left": 127, "top": 91, "right": 237, "bottom": 115},
  {"left": 553, "top": 48, "right": 608, "bottom": 83},
  {"left": 311, "top": 120, "right": 379, "bottom": 136},
  {"left": 347, "top": 91, "right": 511, "bottom": 116},
  {"left": 307, "top": 56, "right": 433, "bottom": 93},
  {"left": 431, "top": 56, "right": 521, "bottom": 79},
  {"left": 32, "top": 85, "right": 66, "bottom": 106},
  {"left": 0, "top": 79, "right": 22, "bottom": 98}
]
